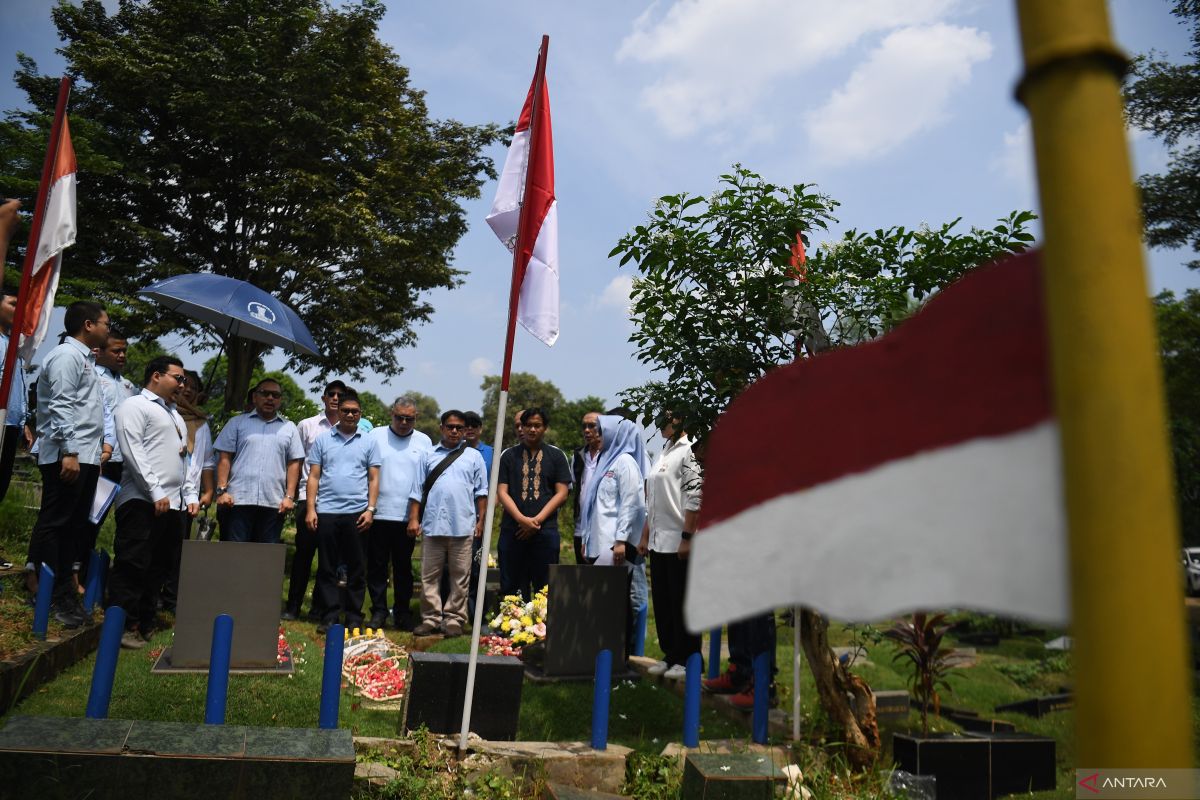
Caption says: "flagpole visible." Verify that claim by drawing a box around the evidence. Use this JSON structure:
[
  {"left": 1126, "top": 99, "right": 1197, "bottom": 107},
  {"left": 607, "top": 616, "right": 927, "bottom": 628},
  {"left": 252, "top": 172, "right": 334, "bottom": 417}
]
[
  {"left": 0, "top": 77, "right": 71, "bottom": 495},
  {"left": 1015, "top": 0, "right": 1191, "bottom": 768},
  {"left": 459, "top": 35, "right": 550, "bottom": 755}
]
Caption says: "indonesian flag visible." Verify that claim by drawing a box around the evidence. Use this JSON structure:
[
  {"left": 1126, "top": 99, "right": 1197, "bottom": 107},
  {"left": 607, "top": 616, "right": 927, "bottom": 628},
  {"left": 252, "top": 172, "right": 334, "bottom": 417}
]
[
  {"left": 686, "top": 250, "right": 1069, "bottom": 630},
  {"left": 20, "top": 115, "right": 77, "bottom": 360},
  {"left": 485, "top": 62, "right": 559, "bottom": 347}
]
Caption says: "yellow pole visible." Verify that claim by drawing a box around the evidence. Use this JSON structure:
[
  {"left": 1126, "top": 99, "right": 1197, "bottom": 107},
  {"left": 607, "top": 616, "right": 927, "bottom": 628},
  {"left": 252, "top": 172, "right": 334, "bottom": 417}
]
[{"left": 1016, "top": 0, "right": 1192, "bottom": 768}]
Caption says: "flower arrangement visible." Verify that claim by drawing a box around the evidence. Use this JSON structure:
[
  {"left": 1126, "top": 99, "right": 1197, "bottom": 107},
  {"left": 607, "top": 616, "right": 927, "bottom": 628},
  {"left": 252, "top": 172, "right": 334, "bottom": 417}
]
[
  {"left": 486, "top": 586, "right": 548, "bottom": 654},
  {"left": 342, "top": 630, "right": 407, "bottom": 702}
]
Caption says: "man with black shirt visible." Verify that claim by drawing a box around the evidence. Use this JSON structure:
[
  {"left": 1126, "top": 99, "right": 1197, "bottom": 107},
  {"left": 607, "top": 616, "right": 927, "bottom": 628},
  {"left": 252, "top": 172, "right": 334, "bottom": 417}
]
[{"left": 497, "top": 407, "right": 571, "bottom": 601}]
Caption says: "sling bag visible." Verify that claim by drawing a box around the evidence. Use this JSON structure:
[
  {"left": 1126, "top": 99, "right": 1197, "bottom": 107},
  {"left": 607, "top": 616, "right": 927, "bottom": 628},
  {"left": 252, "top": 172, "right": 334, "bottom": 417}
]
[{"left": 419, "top": 445, "right": 468, "bottom": 519}]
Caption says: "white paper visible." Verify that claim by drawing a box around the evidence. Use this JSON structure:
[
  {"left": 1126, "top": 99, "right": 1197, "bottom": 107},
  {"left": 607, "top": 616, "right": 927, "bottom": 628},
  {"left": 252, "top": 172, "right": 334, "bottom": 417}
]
[{"left": 89, "top": 476, "right": 120, "bottom": 524}]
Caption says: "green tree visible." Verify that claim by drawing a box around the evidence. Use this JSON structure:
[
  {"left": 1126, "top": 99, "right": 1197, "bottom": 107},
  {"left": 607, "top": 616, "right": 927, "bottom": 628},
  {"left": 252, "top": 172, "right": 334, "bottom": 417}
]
[
  {"left": 0, "top": 0, "right": 502, "bottom": 410},
  {"left": 1124, "top": 0, "right": 1200, "bottom": 269},
  {"left": 1155, "top": 289, "right": 1200, "bottom": 545},
  {"left": 547, "top": 394, "right": 607, "bottom": 455},
  {"left": 358, "top": 390, "right": 390, "bottom": 429},
  {"left": 611, "top": 165, "right": 1036, "bottom": 769},
  {"left": 123, "top": 339, "right": 177, "bottom": 389},
  {"left": 479, "top": 372, "right": 565, "bottom": 451}
]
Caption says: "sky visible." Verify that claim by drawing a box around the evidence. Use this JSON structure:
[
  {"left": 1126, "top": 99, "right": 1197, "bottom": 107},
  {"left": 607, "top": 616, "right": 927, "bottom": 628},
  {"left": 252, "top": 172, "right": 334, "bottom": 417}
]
[{"left": 3, "top": 0, "right": 1197, "bottom": 425}]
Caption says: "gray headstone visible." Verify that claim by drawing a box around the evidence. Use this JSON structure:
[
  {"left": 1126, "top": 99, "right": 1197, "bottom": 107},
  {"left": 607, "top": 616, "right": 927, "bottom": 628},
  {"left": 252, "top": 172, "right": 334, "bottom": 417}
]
[{"left": 171, "top": 541, "right": 285, "bottom": 668}]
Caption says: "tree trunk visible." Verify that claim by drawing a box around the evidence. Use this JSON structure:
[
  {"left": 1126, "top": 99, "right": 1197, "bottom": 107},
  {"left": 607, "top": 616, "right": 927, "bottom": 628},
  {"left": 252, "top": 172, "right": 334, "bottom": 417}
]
[
  {"left": 223, "top": 336, "right": 266, "bottom": 413},
  {"left": 798, "top": 609, "right": 880, "bottom": 770}
]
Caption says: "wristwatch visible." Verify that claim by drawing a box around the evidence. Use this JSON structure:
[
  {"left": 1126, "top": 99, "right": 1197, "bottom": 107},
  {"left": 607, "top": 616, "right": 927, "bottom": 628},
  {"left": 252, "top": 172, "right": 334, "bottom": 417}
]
[
  {"left": 681, "top": 531, "right": 695, "bottom": 541},
  {"left": 366, "top": 505, "right": 377, "bottom": 514},
  {"left": 215, "top": 487, "right": 227, "bottom": 496}
]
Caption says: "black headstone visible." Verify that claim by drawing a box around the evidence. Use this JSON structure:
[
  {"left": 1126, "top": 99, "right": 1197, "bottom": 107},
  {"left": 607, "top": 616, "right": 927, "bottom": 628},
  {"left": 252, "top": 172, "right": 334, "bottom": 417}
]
[
  {"left": 986, "top": 732, "right": 1057, "bottom": 797},
  {"left": 543, "top": 564, "right": 627, "bottom": 677},
  {"left": 994, "top": 692, "right": 1072, "bottom": 718},
  {"left": 172, "top": 541, "right": 286, "bottom": 668},
  {"left": 404, "top": 652, "right": 524, "bottom": 740},
  {"left": 893, "top": 733, "right": 991, "bottom": 800}
]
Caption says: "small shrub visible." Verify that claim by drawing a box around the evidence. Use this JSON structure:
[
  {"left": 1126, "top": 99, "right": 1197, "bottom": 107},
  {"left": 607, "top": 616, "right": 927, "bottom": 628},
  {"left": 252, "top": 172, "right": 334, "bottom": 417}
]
[{"left": 884, "top": 613, "right": 957, "bottom": 734}]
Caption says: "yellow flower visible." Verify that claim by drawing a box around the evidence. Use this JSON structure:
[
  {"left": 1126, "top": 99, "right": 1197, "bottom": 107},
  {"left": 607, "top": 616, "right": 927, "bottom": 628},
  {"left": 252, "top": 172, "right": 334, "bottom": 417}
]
[
  {"left": 500, "top": 618, "right": 512, "bottom": 632},
  {"left": 520, "top": 615, "right": 533, "bottom": 628}
]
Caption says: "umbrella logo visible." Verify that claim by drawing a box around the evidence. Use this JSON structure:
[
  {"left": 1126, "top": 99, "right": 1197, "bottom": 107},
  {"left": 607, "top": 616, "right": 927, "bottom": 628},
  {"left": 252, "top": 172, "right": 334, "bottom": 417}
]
[{"left": 247, "top": 301, "right": 276, "bottom": 325}]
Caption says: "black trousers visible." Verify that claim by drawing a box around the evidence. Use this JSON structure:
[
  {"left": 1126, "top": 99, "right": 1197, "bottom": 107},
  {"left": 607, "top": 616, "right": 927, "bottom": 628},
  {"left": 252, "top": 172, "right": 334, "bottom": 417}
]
[
  {"left": 286, "top": 508, "right": 324, "bottom": 617},
  {"left": 0, "top": 425, "right": 21, "bottom": 503},
  {"left": 649, "top": 549, "right": 702, "bottom": 667},
  {"left": 727, "top": 612, "right": 778, "bottom": 680},
  {"left": 107, "top": 499, "right": 182, "bottom": 633},
  {"left": 315, "top": 512, "right": 366, "bottom": 627},
  {"left": 28, "top": 461, "right": 100, "bottom": 605},
  {"left": 160, "top": 496, "right": 190, "bottom": 612},
  {"left": 366, "top": 518, "right": 415, "bottom": 621},
  {"left": 78, "top": 460, "right": 123, "bottom": 584},
  {"left": 497, "top": 528, "right": 559, "bottom": 601}
]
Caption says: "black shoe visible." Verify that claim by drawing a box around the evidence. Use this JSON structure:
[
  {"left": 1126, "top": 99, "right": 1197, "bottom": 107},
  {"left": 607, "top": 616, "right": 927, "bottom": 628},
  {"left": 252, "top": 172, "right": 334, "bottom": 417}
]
[
  {"left": 51, "top": 603, "right": 85, "bottom": 629},
  {"left": 281, "top": 609, "right": 298, "bottom": 621},
  {"left": 368, "top": 612, "right": 388, "bottom": 629}
]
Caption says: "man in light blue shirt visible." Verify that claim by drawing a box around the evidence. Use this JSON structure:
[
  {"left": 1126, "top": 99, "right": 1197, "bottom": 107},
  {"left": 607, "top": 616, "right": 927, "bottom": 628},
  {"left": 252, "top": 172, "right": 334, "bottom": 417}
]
[
  {"left": 213, "top": 377, "right": 304, "bottom": 544},
  {"left": 304, "top": 390, "right": 380, "bottom": 633},
  {"left": 407, "top": 410, "right": 487, "bottom": 637},
  {"left": 365, "top": 396, "right": 431, "bottom": 630},
  {"left": 27, "top": 301, "right": 110, "bottom": 627},
  {"left": 0, "top": 292, "right": 31, "bottom": 503}
]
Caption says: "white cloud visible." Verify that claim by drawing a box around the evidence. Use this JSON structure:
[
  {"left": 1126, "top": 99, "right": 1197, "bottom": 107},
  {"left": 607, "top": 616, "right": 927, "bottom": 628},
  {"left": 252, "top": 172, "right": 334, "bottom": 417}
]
[
  {"left": 598, "top": 275, "right": 634, "bottom": 311},
  {"left": 616, "top": 0, "right": 958, "bottom": 138},
  {"left": 805, "top": 24, "right": 992, "bottom": 165},
  {"left": 993, "top": 121, "right": 1034, "bottom": 190},
  {"left": 468, "top": 357, "right": 493, "bottom": 378}
]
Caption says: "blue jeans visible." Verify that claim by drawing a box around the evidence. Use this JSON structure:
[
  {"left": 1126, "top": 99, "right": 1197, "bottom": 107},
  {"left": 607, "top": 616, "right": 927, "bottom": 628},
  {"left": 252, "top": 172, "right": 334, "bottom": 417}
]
[{"left": 225, "top": 505, "right": 285, "bottom": 544}]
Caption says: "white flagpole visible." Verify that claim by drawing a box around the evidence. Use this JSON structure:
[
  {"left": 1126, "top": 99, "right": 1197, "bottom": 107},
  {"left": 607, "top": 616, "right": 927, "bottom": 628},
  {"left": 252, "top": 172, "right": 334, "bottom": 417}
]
[
  {"left": 458, "top": 389, "right": 507, "bottom": 752},
  {"left": 793, "top": 606, "right": 801, "bottom": 741}
]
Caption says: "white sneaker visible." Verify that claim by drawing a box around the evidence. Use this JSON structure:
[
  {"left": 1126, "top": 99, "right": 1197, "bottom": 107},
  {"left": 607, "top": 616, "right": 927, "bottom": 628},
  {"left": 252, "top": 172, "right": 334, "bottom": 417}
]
[
  {"left": 663, "top": 664, "right": 688, "bottom": 681},
  {"left": 646, "top": 660, "right": 669, "bottom": 676}
]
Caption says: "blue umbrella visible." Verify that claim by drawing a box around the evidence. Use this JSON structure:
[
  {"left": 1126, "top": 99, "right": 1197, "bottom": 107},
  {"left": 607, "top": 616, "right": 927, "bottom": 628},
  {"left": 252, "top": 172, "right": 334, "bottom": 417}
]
[{"left": 138, "top": 273, "right": 319, "bottom": 357}]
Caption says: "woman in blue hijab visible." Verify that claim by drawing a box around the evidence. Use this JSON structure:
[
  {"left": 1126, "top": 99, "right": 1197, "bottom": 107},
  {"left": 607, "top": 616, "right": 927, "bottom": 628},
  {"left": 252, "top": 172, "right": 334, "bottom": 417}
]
[{"left": 577, "top": 415, "right": 647, "bottom": 564}]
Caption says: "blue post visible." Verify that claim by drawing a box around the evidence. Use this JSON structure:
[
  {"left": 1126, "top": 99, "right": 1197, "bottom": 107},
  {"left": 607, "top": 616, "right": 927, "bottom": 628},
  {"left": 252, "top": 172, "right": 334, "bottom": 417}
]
[
  {"left": 632, "top": 605, "right": 648, "bottom": 657},
  {"left": 32, "top": 563, "right": 55, "bottom": 640},
  {"left": 707, "top": 627, "right": 722, "bottom": 679},
  {"left": 82, "top": 550, "right": 102, "bottom": 614},
  {"left": 683, "top": 652, "right": 702, "bottom": 747},
  {"left": 318, "top": 624, "right": 345, "bottom": 729},
  {"left": 204, "top": 614, "right": 234, "bottom": 725},
  {"left": 85, "top": 606, "right": 126, "bottom": 719},
  {"left": 590, "top": 648, "right": 612, "bottom": 750},
  {"left": 752, "top": 650, "right": 770, "bottom": 744}
]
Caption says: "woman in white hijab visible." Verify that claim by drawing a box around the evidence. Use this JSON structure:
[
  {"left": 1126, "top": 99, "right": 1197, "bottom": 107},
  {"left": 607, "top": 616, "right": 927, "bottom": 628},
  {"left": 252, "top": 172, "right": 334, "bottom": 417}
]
[{"left": 576, "top": 415, "right": 647, "bottom": 564}]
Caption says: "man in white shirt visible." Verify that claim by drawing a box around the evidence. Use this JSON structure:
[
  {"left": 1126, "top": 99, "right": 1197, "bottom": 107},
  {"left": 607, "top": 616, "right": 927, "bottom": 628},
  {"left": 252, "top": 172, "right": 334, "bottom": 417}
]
[
  {"left": 108, "top": 356, "right": 198, "bottom": 649},
  {"left": 366, "top": 397, "right": 431, "bottom": 630}
]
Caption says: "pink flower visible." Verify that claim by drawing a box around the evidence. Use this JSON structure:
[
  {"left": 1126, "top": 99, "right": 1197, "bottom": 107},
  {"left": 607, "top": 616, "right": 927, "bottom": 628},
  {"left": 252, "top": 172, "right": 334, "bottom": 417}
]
[{"left": 532, "top": 622, "right": 546, "bottom": 638}]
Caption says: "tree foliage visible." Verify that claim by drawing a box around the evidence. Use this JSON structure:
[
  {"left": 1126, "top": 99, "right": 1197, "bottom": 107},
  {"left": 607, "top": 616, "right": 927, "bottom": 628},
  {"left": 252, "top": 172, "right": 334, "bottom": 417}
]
[
  {"left": 479, "top": 372, "right": 566, "bottom": 451},
  {"left": 611, "top": 166, "right": 1035, "bottom": 445},
  {"left": 358, "top": 390, "right": 390, "bottom": 429},
  {"left": 0, "top": 0, "right": 503, "bottom": 409},
  {"left": 550, "top": 394, "right": 607, "bottom": 455},
  {"left": 1125, "top": 0, "right": 1200, "bottom": 269},
  {"left": 1155, "top": 289, "right": 1200, "bottom": 545}
]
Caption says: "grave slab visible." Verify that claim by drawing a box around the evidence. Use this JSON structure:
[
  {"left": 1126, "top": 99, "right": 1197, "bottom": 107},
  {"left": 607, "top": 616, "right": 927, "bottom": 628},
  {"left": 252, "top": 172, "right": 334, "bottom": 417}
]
[
  {"left": 543, "top": 564, "right": 628, "bottom": 678},
  {"left": 680, "top": 752, "right": 786, "bottom": 799}
]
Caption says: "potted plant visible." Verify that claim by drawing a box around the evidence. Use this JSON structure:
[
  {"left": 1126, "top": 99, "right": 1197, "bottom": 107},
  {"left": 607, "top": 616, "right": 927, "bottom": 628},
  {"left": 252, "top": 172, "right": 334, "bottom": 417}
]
[{"left": 885, "top": 612, "right": 955, "bottom": 734}]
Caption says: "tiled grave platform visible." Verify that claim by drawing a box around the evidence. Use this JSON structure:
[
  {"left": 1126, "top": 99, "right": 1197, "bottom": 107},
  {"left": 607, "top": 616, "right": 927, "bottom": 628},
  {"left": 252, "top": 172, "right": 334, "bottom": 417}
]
[{"left": 0, "top": 715, "right": 354, "bottom": 799}]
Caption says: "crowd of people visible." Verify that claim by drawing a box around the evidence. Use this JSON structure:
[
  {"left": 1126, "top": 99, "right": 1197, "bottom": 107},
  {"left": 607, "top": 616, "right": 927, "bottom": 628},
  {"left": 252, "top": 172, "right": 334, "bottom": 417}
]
[{"left": 0, "top": 289, "right": 775, "bottom": 703}]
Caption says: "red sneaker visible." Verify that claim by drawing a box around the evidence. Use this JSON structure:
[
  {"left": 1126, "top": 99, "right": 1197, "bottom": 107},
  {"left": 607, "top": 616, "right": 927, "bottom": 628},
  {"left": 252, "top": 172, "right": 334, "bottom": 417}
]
[
  {"left": 729, "top": 683, "right": 778, "bottom": 710},
  {"left": 702, "top": 664, "right": 748, "bottom": 694}
]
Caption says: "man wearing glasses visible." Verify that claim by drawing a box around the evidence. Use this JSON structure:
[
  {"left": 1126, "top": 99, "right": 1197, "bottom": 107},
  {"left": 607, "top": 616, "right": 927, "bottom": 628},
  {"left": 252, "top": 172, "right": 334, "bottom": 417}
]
[
  {"left": 365, "top": 397, "right": 431, "bottom": 629},
  {"left": 213, "top": 378, "right": 304, "bottom": 544},
  {"left": 284, "top": 380, "right": 371, "bottom": 620},
  {"left": 571, "top": 411, "right": 603, "bottom": 564},
  {"left": 109, "top": 356, "right": 198, "bottom": 649},
  {"left": 305, "top": 389, "right": 380, "bottom": 634},
  {"left": 407, "top": 410, "right": 488, "bottom": 637},
  {"left": 26, "top": 301, "right": 110, "bottom": 626}
]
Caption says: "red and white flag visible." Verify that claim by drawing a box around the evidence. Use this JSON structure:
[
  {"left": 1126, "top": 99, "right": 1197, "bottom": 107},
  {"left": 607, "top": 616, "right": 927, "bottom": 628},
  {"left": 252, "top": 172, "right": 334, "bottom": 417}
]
[
  {"left": 486, "top": 58, "right": 559, "bottom": 347},
  {"left": 19, "top": 114, "right": 77, "bottom": 360},
  {"left": 686, "top": 251, "right": 1069, "bottom": 630}
]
